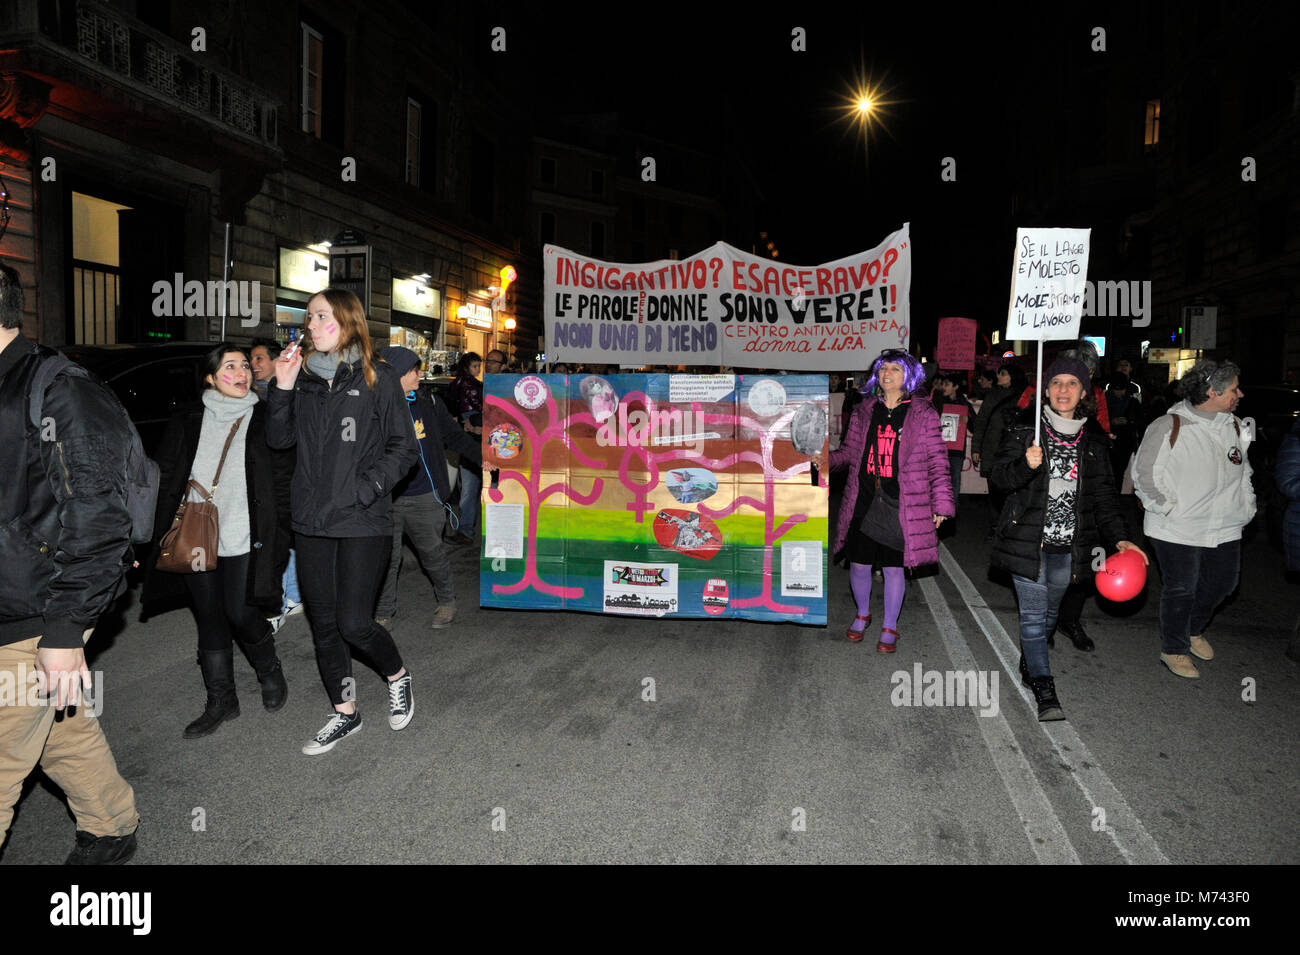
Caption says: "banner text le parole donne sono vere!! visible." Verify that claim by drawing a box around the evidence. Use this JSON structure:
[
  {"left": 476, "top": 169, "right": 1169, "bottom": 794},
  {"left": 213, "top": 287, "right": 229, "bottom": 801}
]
[{"left": 544, "top": 225, "right": 911, "bottom": 371}]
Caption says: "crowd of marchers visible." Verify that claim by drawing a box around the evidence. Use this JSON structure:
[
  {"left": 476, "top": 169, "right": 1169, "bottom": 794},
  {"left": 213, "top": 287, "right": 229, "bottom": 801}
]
[{"left": 2, "top": 259, "right": 1296, "bottom": 864}]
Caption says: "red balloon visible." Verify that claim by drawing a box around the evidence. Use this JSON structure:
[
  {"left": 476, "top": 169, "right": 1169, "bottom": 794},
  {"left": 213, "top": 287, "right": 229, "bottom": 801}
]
[{"left": 1096, "top": 549, "right": 1147, "bottom": 602}]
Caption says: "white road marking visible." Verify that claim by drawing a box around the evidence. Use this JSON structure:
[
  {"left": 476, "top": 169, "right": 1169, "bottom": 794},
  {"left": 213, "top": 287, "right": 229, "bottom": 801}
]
[
  {"left": 918, "top": 575, "right": 1082, "bottom": 864},
  {"left": 938, "top": 544, "right": 1171, "bottom": 864}
]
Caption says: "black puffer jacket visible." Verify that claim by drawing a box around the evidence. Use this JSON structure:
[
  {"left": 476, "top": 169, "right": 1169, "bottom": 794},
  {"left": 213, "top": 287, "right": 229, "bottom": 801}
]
[
  {"left": 142, "top": 400, "right": 294, "bottom": 613},
  {"left": 266, "top": 356, "right": 418, "bottom": 537},
  {"left": 989, "top": 406, "right": 1129, "bottom": 582},
  {"left": 0, "top": 338, "right": 134, "bottom": 649}
]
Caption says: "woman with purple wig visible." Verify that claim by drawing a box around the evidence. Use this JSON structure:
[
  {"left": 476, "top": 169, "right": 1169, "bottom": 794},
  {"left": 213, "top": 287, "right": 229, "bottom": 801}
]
[{"left": 830, "top": 349, "right": 955, "bottom": 651}]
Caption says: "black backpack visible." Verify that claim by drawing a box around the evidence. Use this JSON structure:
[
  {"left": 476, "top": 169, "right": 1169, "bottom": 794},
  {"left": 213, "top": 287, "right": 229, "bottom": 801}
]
[{"left": 27, "top": 351, "right": 160, "bottom": 545}]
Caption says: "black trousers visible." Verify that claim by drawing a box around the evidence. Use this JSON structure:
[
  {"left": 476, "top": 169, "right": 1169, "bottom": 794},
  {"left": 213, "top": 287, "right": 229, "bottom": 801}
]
[
  {"left": 295, "top": 534, "right": 403, "bottom": 707},
  {"left": 183, "top": 552, "right": 270, "bottom": 652}
]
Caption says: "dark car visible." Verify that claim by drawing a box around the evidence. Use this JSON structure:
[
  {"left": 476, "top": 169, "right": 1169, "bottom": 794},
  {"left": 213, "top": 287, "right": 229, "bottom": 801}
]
[{"left": 61, "top": 342, "right": 214, "bottom": 454}]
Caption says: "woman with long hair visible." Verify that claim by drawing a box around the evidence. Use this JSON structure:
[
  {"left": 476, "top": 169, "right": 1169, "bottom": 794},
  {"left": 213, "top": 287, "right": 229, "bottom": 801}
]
[
  {"left": 267, "top": 289, "right": 419, "bottom": 754},
  {"left": 144, "top": 344, "right": 293, "bottom": 737},
  {"left": 990, "top": 357, "right": 1148, "bottom": 720},
  {"left": 830, "top": 349, "right": 954, "bottom": 651}
]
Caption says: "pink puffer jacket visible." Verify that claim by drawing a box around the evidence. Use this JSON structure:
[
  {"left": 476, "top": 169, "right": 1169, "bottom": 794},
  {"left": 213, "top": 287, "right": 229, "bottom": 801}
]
[{"left": 830, "top": 393, "right": 955, "bottom": 568}]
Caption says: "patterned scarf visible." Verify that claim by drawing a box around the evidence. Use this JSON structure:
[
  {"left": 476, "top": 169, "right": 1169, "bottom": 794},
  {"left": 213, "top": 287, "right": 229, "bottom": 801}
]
[{"left": 1042, "top": 405, "right": 1086, "bottom": 547}]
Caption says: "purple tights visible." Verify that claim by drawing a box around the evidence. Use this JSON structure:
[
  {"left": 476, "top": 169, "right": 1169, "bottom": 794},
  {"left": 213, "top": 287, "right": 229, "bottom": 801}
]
[{"left": 849, "top": 562, "right": 906, "bottom": 641}]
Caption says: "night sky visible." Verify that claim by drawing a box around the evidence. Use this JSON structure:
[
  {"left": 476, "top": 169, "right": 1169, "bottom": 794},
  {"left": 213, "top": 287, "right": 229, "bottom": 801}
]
[{"left": 489, "top": 7, "right": 1108, "bottom": 353}]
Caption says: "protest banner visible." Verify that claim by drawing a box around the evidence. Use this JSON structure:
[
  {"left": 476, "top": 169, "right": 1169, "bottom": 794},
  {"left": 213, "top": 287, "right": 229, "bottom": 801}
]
[
  {"left": 479, "top": 373, "right": 829, "bottom": 625},
  {"left": 1005, "top": 228, "right": 1091, "bottom": 342},
  {"left": 544, "top": 225, "right": 911, "bottom": 371},
  {"left": 935, "top": 317, "right": 977, "bottom": 370},
  {"left": 1005, "top": 227, "right": 1092, "bottom": 444}
]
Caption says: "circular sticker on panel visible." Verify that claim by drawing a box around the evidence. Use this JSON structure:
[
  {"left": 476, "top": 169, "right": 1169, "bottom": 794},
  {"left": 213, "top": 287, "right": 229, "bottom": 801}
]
[
  {"left": 747, "top": 378, "right": 787, "bottom": 417},
  {"left": 791, "top": 403, "right": 827, "bottom": 456},
  {"left": 579, "top": 375, "right": 619, "bottom": 423},
  {"left": 515, "top": 375, "right": 549, "bottom": 410},
  {"left": 488, "top": 424, "right": 523, "bottom": 460}
]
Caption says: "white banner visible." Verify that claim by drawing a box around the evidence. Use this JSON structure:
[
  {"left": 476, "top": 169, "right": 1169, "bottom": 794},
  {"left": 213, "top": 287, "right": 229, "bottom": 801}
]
[
  {"left": 1005, "top": 227, "right": 1091, "bottom": 341},
  {"left": 544, "top": 225, "right": 911, "bottom": 370}
]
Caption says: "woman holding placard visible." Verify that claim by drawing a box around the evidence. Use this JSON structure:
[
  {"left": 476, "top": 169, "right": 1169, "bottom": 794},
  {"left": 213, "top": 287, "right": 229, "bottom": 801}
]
[{"left": 989, "top": 357, "right": 1147, "bottom": 721}]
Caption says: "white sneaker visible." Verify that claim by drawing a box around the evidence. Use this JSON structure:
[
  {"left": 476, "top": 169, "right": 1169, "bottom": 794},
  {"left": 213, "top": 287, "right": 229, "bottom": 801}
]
[
  {"left": 302, "top": 711, "right": 363, "bottom": 755},
  {"left": 387, "top": 673, "right": 414, "bottom": 730},
  {"left": 267, "top": 614, "right": 283, "bottom": 635},
  {"left": 283, "top": 598, "right": 304, "bottom": 617}
]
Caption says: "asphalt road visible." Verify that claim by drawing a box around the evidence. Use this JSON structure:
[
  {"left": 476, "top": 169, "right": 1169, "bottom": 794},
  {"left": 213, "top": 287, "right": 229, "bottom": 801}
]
[{"left": 2, "top": 496, "right": 1297, "bottom": 865}]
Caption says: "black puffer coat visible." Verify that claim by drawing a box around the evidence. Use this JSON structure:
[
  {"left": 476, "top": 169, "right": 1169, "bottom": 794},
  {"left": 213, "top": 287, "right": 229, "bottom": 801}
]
[
  {"left": 989, "top": 406, "right": 1129, "bottom": 582},
  {"left": 266, "top": 356, "right": 418, "bottom": 537},
  {"left": 142, "top": 400, "right": 294, "bottom": 613}
]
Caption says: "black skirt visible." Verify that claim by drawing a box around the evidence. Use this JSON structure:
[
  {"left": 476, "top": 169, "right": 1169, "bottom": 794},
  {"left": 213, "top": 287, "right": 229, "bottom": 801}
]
[{"left": 846, "top": 482, "right": 905, "bottom": 567}]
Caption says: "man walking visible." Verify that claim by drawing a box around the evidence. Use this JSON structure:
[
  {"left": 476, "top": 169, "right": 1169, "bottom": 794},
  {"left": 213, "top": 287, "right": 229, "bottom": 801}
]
[
  {"left": 1131, "top": 359, "right": 1253, "bottom": 678},
  {"left": 374, "top": 346, "right": 483, "bottom": 630},
  {"left": 0, "top": 264, "right": 140, "bottom": 863}
]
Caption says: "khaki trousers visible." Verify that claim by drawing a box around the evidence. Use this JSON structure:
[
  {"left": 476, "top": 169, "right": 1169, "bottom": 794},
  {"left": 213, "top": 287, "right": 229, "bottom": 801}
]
[{"left": 0, "top": 633, "right": 138, "bottom": 841}]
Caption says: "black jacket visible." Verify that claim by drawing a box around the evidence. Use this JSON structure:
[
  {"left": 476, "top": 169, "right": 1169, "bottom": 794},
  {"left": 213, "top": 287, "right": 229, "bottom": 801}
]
[
  {"left": 395, "top": 391, "right": 483, "bottom": 501},
  {"left": 989, "top": 406, "right": 1129, "bottom": 582},
  {"left": 142, "top": 400, "right": 294, "bottom": 613},
  {"left": 971, "top": 385, "right": 1020, "bottom": 476},
  {"left": 0, "top": 338, "right": 134, "bottom": 649},
  {"left": 266, "top": 357, "right": 418, "bottom": 537}
]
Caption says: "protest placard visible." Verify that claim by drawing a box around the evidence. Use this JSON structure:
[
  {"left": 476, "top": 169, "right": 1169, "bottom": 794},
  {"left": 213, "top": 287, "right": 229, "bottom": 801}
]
[
  {"left": 544, "top": 225, "right": 911, "bottom": 371},
  {"left": 1005, "top": 227, "right": 1091, "bottom": 342},
  {"left": 935, "top": 316, "right": 977, "bottom": 370}
]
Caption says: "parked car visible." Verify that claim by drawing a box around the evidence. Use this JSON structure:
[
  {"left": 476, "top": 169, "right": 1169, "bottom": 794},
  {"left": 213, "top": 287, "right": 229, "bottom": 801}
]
[{"left": 60, "top": 342, "right": 213, "bottom": 454}]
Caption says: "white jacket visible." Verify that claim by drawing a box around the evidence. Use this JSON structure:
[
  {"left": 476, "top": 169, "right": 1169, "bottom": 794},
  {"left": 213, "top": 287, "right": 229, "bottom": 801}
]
[{"left": 1130, "top": 400, "right": 1256, "bottom": 547}]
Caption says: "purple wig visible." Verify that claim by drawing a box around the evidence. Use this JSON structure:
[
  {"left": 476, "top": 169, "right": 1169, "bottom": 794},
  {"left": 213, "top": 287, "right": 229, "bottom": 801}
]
[{"left": 862, "top": 348, "right": 926, "bottom": 396}]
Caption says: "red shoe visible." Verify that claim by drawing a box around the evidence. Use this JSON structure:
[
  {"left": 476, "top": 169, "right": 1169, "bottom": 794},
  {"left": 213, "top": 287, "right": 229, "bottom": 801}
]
[
  {"left": 846, "top": 614, "right": 871, "bottom": 642},
  {"left": 877, "top": 628, "right": 899, "bottom": 653}
]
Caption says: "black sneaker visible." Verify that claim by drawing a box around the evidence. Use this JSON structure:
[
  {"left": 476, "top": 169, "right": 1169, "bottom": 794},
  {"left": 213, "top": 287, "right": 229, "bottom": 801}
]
[
  {"left": 387, "top": 672, "right": 414, "bottom": 730},
  {"left": 65, "top": 830, "right": 138, "bottom": 865},
  {"left": 302, "top": 711, "right": 363, "bottom": 755},
  {"left": 1027, "top": 675, "right": 1066, "bottom": 722}
]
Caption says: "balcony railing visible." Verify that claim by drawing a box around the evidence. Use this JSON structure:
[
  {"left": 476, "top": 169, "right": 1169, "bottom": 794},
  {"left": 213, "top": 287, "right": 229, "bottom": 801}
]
[{"left": 40, "top": 0, "right": 277, "bottom": 147}]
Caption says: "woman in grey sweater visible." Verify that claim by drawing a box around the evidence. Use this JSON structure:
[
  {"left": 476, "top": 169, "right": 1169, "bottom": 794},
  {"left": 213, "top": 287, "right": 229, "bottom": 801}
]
[{"left": 146, "top": 344, "right": 295, "bottom": 738}]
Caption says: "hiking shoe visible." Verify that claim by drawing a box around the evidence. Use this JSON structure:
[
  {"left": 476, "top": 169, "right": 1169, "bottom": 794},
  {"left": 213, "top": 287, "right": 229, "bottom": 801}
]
[
  {"left": 302, "top": 711, "right": 363, "bottom": 755},
  {"left": 66, "top": 830, "right": 137, "bottom": 865},
  {"left": 1189, "top": 636, "right": 1214, "bottom": 661},
  {"left": 1161, "top": 653, "right": 1200, "bottom": 679},
  {"left": 430, "top": 605, "right": 457, "bottom": 630},
  {"left": 1027, "top": 675, "right": 1066, "bottom": 721},
  {"left": 388, "top": 672, "right": 414, "bottom": 730}
]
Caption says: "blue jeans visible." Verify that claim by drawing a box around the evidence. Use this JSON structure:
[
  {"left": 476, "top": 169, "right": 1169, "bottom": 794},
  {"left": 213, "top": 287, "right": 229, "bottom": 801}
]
[
  {"left": 281, "top": 547, "right": 300, "bottom": 609},
  {"left": 1012, "top": 552, "right": 1073, "bottom": 678},
  {"left": 457, "top": 463, "right": 482, "bottom": 538},
  {"left": 1149, "top": 538, "right": 1241, "bottom": 655}
]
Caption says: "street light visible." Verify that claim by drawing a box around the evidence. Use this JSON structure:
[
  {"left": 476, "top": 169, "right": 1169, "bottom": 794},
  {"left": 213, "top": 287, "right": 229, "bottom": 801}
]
[{"left": 840, "top": 72, "right": 896, "bottom": 178}]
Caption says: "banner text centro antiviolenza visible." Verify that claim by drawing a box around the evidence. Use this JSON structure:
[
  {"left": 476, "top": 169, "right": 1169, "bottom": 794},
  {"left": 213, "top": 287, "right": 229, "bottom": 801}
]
[{"left": 544, "top": 226, "right": 911, "bottom": 370}]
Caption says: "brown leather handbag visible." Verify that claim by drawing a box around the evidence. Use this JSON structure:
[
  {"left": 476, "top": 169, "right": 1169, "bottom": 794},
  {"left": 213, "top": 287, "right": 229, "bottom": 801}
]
[{"left": 156, "top": 421, "right": 242, "bottom": 574}]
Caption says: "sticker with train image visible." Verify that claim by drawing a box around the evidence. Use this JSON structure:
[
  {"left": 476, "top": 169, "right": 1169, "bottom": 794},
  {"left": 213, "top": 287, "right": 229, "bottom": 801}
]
[
  {"left": 653, "top": 508, "right": 722, "bottom": 560},
  {"left": 665, "top": 467, "right": 718, "bottom": 504},
  {"left": 703, "top": 578, "right": 729, "bottom": 615}
]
